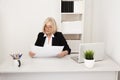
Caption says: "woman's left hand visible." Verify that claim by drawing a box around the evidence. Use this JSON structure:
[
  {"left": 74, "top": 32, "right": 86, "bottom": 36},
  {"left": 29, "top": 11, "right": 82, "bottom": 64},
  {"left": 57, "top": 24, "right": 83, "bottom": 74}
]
[{"left": 57, "top": 50, "right": 68, "bottom": 58}]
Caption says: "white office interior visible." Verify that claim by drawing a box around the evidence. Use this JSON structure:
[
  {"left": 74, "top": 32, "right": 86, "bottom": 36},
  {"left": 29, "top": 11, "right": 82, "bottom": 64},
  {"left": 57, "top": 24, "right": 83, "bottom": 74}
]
[{"left": 0, "top": 0, "right": 120, "bottom": 80}]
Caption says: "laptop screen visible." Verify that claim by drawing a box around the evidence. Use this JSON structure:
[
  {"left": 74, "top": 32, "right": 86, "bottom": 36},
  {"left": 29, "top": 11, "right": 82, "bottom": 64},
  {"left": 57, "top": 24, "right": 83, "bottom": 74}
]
[
  {"left": 78, "top": 43, "right": 105, "bottom": 62},
  {"left": 71, "top": 43, "right": 105, "bottom": 63}
]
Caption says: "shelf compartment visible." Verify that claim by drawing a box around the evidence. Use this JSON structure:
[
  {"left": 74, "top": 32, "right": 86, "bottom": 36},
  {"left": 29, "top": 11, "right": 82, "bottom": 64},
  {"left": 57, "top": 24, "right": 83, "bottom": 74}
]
[
  {"left": 61, "top": 14, "right": 82, "bottom": 21},
  {"left": 63, "top": 34, "right": 81, "bottom": 40}
]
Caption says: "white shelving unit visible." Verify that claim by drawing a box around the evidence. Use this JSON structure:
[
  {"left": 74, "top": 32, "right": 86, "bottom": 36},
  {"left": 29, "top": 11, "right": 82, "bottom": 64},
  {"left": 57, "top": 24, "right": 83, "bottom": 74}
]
[
  {"left": 61, "top": 0, "right": 85, "bottom": 37},
  {"left": 61, "top": 0, "right": 85, "bottom": 53}
]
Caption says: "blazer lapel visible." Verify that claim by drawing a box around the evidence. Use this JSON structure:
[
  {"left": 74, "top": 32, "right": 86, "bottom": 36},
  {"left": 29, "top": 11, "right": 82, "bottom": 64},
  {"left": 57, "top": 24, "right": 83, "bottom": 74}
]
[
  {"left": 41, "top": 37, "right": 46, "bottom": 46},
  {"left": 52, "top": 37, "right": 57, "bottom": 46}
]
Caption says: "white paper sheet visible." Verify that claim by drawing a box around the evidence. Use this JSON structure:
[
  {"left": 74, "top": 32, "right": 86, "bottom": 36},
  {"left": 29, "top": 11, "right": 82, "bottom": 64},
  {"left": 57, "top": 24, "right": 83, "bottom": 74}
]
[{"left": 31, "top": 46, "right": 64, "bottom": 58}]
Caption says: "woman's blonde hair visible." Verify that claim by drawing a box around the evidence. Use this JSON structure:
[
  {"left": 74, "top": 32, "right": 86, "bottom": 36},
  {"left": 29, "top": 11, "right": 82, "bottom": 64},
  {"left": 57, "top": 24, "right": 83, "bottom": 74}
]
[{"left": 42, "top": 17, "right": 57, "bottom": 34}]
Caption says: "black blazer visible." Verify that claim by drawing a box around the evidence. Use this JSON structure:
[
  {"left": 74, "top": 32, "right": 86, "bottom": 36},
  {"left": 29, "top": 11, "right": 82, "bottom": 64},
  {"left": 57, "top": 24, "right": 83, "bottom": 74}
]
[{"left": 35, "top": 32, "right": 71, "bottom": 54}]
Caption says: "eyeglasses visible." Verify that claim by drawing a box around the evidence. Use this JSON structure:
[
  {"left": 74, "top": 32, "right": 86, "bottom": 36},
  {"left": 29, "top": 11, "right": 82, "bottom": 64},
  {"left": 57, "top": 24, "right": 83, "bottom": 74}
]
[{"left": 45, "top": 25, "right": 52, "bottom": 29}]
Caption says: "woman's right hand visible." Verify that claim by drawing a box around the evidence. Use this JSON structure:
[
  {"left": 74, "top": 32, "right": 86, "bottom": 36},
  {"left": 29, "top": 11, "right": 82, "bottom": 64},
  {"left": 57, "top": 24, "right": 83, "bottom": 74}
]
[
  {"left": 29, "top": 51, "right": 35, "bottom": 58},
  {"left": 57, "top": 50, "right": 68, "bottom": 58}
]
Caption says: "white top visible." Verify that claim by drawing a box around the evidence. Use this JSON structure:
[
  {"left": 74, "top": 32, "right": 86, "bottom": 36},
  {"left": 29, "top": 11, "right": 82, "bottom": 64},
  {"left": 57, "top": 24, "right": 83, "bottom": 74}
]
[
  {"left": 0, "top": 54, "right": 120, "bottom": 73},
  {"left": 44, "top": 34, "right": 54, "bottom": 46}
]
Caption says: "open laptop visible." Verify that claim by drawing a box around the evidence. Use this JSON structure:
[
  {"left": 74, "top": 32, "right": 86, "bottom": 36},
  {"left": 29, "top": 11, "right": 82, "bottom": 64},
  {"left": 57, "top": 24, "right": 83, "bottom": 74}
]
[{"left": 71, "top": 43, "right": 105, "bottom": 63}]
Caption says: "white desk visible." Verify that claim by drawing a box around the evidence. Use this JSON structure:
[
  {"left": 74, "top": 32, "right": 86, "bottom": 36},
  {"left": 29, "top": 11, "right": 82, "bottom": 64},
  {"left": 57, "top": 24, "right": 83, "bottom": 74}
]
[{"left": 0, "top": 54, "right": 120, "bottom": 80}]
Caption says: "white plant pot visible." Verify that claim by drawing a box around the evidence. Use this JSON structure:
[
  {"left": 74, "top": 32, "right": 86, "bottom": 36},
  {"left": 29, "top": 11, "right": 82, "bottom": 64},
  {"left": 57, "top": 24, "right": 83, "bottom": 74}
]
[{"left": 84, "top": 59, "right": 95, "bottom": 68}]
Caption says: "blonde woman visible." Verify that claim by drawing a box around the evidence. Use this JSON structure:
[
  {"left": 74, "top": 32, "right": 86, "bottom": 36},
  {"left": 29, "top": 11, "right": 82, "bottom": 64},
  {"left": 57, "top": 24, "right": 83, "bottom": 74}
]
[{"left": 29, "top": 17, "right": 71, "bottom": 58}]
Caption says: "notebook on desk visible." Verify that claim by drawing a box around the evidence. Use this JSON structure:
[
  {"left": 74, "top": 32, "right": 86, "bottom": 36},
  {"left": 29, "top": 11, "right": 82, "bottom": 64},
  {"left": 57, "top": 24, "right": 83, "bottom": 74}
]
[{"left": 71, "top": 43, "right": 105, "bottom": 63}]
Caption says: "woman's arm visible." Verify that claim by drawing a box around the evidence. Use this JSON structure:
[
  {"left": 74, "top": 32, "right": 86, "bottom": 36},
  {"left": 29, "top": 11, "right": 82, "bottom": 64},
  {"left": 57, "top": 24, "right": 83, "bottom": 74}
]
[
  {"left": 58, "top": 32, "right": 71, "bottom": 54},
  {"left": 54, "top": 32, "right": 71, "bottom": 57}
]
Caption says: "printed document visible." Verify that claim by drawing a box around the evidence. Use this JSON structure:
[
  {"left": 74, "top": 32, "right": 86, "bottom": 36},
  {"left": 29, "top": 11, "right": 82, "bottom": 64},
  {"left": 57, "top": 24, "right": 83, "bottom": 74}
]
[{"left": 31, "top": 46, "right": 64, "bottom": 57}]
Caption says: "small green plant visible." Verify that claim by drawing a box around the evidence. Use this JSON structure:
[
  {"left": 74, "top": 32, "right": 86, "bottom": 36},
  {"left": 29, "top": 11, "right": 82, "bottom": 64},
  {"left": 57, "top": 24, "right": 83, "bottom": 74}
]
[{"left": 84, "top": 50, "right": 94, "bottom": 60}]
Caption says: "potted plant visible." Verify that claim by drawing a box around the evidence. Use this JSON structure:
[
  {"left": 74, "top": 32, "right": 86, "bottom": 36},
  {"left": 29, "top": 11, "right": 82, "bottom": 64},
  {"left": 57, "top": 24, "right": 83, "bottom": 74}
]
[{"left": 84, "top": 50, "right": 95, "bottom": 68}]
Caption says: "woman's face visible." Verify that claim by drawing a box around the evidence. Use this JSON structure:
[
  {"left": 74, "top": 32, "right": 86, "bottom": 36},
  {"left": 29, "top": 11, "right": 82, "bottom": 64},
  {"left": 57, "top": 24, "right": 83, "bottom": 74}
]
[{"left": 44, "top": 22, "right": 53, "bottom": 35}]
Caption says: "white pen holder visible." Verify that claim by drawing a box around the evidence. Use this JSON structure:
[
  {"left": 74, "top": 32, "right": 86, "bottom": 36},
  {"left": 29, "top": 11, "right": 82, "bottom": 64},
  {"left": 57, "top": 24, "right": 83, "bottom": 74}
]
[{"left": 13, "top": 59, "right": 21, "bottom": 67}]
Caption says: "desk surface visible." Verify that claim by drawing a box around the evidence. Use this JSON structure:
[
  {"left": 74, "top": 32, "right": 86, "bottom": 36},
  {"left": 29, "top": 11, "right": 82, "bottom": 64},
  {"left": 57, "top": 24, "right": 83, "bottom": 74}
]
[{"left": 0, "top": 54, "right": 120, "bottom": 73}]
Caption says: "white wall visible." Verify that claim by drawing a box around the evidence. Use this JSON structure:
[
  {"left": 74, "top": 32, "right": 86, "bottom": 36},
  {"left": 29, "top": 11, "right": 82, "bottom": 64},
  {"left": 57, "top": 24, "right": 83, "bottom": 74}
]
[
  {"left": 92, "top": 0, "right": 120, "bottom": 79},
  {"left": 91, "top": 0, "right": 106, "bottom": 42},
  {"left": 101, "top": 0, "right": 120, "bottom": 64},
  {"left": 0, "top": 0, "right": 60, "bottom": 63},
  {"left": 92, "top": 0, "right": 120, "bottom": 64},
  {"left": 84, "top": 0, "right": 93, "bottom": 42}
]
